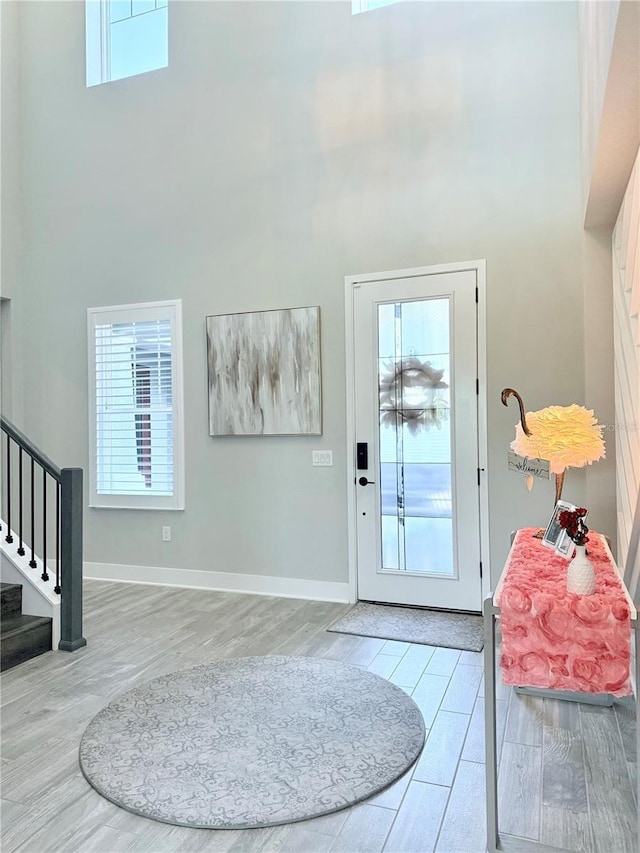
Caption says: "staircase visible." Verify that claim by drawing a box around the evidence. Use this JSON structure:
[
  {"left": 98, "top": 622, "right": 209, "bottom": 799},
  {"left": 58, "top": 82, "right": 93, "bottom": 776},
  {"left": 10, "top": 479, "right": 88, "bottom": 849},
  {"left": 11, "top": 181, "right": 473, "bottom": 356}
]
[
  {"left": 1, "top": 582, "right": 52, "bottom": 670},
  {"left": 1, "top": 415, "right": 86, "bottom": 654}
]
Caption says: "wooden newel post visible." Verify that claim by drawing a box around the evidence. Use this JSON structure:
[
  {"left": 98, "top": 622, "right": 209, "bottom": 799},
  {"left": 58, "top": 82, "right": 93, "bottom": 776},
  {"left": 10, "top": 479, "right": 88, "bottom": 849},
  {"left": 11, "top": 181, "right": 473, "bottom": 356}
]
[{"left": 59, "top": 467, "right": 87, "bottom": 652}]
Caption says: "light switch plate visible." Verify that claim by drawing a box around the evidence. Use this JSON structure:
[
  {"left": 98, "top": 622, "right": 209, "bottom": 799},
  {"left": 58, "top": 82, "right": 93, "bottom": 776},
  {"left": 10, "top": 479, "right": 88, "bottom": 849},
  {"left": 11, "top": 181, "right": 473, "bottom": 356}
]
[{"left": 312, "top": 450, "right": 333, "bottom": 466}]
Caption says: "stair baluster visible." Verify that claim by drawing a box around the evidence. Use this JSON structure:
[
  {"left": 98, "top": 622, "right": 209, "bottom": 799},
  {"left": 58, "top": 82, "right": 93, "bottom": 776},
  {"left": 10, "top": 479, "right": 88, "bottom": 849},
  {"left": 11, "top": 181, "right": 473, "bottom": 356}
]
[
  {"left": 29, "top": 456, "right": 37, "bottom": 569},
  {"left": 41, "top": 468, "right": 49, "bottom": 582},
  {"left": 5, "top": 434, "right": 13, "bottom": 543},
  {"left": 17, "top": 448, "right": 25, "bottom": 556},
  {"left": 0, "top": 416, "right": 86, "bottom": 653},
  {"left": 54, "top": 482, "right": 61, "bottom": 595}
]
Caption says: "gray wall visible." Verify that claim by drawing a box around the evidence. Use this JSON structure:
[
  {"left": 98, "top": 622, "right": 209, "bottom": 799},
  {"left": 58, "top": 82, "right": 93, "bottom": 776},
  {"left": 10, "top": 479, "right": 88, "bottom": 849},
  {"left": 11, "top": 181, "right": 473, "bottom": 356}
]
[
  {"left": 1, "top": 0, "right": 25, "bottom": 421},
  {"left": 6, "top": 0, "right": 613, "bottom": 587}
]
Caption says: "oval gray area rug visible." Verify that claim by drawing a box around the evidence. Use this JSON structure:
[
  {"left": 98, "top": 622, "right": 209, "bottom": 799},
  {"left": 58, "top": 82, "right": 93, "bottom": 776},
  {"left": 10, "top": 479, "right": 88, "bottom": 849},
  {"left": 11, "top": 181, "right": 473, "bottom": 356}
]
[{"left": 79, "top": 655, "right": 425, "bottom": 829}]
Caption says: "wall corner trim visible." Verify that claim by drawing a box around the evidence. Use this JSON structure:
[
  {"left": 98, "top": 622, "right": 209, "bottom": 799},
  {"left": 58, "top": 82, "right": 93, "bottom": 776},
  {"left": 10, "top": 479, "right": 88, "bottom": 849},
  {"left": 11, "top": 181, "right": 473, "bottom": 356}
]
[{"left": 84, "top": 562, "right": 351, "bottom": 604}]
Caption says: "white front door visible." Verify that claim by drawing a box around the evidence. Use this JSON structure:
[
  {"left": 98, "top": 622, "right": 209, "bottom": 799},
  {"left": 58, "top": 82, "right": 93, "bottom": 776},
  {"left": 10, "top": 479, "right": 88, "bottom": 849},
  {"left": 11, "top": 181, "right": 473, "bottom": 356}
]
[{"left": 347, "top": 265, "right": 484, "bottom": 612}]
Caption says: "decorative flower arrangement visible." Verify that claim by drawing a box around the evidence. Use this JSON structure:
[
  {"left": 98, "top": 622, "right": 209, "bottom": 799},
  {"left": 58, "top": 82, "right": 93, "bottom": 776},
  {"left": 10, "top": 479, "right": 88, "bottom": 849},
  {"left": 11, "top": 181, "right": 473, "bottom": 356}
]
[
  {"left": 558, "top": 507, "right": 589, "bottom": 546},
  {"left": 379, "top": 357, "right": 449, "bottom": 435}
]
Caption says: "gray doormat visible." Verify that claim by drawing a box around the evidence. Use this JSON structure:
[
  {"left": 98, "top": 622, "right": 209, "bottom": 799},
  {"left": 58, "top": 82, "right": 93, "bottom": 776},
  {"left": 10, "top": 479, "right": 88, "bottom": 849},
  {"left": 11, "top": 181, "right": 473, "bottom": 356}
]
[
  {"left": 328, "top": 602, "right": 484, "bottom": 652},
  {"left": 79, "top": 655, "right": 425, "bottom": 829}
]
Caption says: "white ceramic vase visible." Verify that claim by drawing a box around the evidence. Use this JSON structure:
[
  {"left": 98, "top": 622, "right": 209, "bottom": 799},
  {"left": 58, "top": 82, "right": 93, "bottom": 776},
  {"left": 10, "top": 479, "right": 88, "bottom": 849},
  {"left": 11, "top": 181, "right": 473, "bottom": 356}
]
[{"left": 566, "top": 544, "right": 596, "bottom": 596}]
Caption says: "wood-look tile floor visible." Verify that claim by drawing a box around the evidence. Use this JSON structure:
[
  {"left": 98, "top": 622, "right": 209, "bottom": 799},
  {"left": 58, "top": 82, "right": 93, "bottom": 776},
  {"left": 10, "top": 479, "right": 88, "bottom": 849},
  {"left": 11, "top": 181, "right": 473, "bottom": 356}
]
[{"left": 0, "top": 581, "right": 637, "bottom": 853}]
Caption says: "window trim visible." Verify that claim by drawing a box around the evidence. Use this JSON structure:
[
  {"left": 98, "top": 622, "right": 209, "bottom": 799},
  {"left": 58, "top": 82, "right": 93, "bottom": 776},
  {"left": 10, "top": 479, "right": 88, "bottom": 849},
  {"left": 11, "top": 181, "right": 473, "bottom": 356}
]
[
  {"left": 87, "top": 299, "right": 185, "bottom": 511},
  {"left": 86, "top": 0, "right": 168, "bottom": 88},
  {"left": 351, "top": 1, "right": 402, "bottom": 15}
]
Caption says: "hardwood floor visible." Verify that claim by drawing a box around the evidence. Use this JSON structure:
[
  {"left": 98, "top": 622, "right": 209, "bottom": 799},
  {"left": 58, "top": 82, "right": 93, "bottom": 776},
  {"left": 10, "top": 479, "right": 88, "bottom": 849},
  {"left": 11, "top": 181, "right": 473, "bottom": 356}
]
[{"left": 0, "top": 581, "right": 637, "bottom": 853}]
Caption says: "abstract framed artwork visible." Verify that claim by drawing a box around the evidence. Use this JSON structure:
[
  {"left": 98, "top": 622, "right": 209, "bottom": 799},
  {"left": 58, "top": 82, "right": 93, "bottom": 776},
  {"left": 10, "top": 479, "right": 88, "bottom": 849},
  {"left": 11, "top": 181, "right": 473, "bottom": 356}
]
[{"left": 206, "top": 306, "right": 322, "bottom": 436}]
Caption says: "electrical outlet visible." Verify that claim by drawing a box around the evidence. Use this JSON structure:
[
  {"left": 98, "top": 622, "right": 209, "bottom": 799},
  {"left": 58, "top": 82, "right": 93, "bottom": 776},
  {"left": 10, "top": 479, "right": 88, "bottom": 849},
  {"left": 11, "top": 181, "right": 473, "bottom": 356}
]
[
  {"left": 162, "top": 526, "right": 171, "bottom": 542},
  {"left": 312, "top": 450, "right": 333, "bottom": 467}
]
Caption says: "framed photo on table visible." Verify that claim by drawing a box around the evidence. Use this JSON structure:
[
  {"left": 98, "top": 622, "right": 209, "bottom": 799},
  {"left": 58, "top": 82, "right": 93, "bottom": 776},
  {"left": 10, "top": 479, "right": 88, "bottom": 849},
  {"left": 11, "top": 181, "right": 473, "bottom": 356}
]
[{"left": 542, "top": 500, "right": 579, "bottom": 557}]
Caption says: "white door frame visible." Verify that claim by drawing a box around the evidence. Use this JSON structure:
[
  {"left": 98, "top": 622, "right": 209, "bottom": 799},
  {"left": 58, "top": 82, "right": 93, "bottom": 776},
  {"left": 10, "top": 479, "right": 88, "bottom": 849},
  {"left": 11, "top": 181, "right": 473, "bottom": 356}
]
[{"left": 344, "top": 260, "right": 491, "bottom": 607}]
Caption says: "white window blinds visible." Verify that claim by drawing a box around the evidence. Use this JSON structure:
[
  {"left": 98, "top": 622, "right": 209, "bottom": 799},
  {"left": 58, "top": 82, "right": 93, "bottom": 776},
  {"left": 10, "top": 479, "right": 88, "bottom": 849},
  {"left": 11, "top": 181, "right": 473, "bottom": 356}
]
[{"left": 88, "top": 301, "right": 184, "bottom": 510}]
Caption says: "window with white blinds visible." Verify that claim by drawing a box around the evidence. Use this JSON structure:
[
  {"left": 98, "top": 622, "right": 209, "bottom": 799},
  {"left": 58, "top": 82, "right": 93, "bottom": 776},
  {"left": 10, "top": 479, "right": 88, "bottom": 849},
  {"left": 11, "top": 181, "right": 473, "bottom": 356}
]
[{"left": 88, "top": 300, "right": 184, "bottom": 510}]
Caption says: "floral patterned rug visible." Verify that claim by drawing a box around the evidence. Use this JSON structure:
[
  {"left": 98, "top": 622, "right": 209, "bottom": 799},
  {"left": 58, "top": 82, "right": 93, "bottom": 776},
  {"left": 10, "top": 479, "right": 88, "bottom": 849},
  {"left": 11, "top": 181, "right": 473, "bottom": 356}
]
[{"left": 79, "top": 655, "right": 425, "bottom": 828}]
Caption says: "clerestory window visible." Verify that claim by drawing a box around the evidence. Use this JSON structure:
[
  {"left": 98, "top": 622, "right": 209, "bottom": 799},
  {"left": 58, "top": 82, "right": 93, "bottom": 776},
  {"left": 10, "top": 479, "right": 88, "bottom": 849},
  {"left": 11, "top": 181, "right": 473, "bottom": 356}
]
[
  {"left": 86, "top": 0, "right": 168, "bottom": 87},
  {"left": 352, "top": 1, "right": 401, "bottom": 14},
  {"left": 87, "top": 300, "right": 185, "bottom": 510}
]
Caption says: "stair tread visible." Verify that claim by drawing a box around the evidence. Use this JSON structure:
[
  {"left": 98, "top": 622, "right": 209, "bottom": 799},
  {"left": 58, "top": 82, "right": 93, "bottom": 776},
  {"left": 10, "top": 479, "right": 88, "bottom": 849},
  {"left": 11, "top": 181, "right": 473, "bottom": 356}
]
[
  {"left": 1, "top": 583, "right": 23, "bottom": 620},
  {"left": 1, "top": 613, "right": 53, "bottom": 671},
  {"left": 1, "top": 614, "right": 52, "bottom": 638}
]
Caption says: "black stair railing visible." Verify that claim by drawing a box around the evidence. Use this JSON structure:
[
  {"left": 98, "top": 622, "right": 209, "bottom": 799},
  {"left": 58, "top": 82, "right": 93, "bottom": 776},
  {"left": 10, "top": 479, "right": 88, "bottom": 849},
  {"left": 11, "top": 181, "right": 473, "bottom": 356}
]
[{"left": 0, "top": 416, "right": 86, "bottom": 652}]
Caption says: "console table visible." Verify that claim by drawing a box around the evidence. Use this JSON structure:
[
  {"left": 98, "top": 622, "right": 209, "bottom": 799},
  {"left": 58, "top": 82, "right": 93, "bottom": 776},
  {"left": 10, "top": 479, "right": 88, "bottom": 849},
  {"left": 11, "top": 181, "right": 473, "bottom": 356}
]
[{"left": 483, "top": 529, "right": 639, "bottom": 853}]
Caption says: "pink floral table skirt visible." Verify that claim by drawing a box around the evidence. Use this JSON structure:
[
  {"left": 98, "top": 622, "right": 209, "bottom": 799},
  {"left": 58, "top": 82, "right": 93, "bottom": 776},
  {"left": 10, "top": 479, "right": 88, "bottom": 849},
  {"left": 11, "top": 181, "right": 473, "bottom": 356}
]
[{"left": 496, "top": 528, "right": 632, "bottom": 697}]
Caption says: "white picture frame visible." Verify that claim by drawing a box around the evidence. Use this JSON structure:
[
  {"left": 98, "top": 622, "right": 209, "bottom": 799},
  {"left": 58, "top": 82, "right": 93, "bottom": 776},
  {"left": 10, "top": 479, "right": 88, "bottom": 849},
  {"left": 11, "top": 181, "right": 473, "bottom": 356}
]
[{"left": 541, "top": 500, "right": 575, "bottom": 554}]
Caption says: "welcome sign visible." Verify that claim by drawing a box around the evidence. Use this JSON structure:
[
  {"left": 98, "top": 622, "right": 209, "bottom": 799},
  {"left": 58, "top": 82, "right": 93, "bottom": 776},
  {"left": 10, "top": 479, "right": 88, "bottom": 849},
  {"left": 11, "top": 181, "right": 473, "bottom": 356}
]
[{"left": 507, "top": 451, "right": 550, "bottom": 480}]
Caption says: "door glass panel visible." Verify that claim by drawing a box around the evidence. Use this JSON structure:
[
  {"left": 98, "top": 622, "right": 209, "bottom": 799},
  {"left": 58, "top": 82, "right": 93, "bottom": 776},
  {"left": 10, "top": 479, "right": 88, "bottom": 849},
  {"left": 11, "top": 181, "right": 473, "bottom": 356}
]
[
  {"left": 381, "top": 515, "right": 400, "bottom": 570},
  {"left": 405, "top": 518, "right": 453, "bottom": 575},
  {"left": 377, "top": 299, "right": 453, "bottom": 575},
  {"left": 377, "top": 303, "right": 396, "bottom": 359},
  {"left": 403, "top": 464, "right": 452, "bottom": 518},
  {"left": 400, "top": 299, "right": 449, "bottom": 358}
]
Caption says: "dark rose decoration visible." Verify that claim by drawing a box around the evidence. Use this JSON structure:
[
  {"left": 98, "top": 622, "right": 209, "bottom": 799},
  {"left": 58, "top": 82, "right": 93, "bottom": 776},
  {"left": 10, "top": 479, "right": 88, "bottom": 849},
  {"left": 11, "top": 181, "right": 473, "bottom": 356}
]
[{"left": 558, "top": 507, "right": 589, "bottom": 546}]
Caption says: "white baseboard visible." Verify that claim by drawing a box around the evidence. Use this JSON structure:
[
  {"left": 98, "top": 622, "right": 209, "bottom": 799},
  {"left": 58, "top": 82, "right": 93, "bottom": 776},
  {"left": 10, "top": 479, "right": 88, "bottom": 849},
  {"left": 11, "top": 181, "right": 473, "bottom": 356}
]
[{"left": 84, "top": 562, "right": 351, "bottom": 604}]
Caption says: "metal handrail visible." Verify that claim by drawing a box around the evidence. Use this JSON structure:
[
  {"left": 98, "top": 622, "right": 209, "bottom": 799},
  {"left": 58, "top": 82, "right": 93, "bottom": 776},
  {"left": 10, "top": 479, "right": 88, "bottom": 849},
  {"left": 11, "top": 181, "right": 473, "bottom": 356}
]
[{"left": 0, "top": 415, "right": 61, "bottom": 480}]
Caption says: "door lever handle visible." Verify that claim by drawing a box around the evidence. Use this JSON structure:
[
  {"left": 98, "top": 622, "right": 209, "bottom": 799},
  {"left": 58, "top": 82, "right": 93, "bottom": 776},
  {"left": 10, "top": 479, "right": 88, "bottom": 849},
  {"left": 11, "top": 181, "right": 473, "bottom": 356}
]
[{"left": 358, "top": 476, "right": 375, "bottom": 486}]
